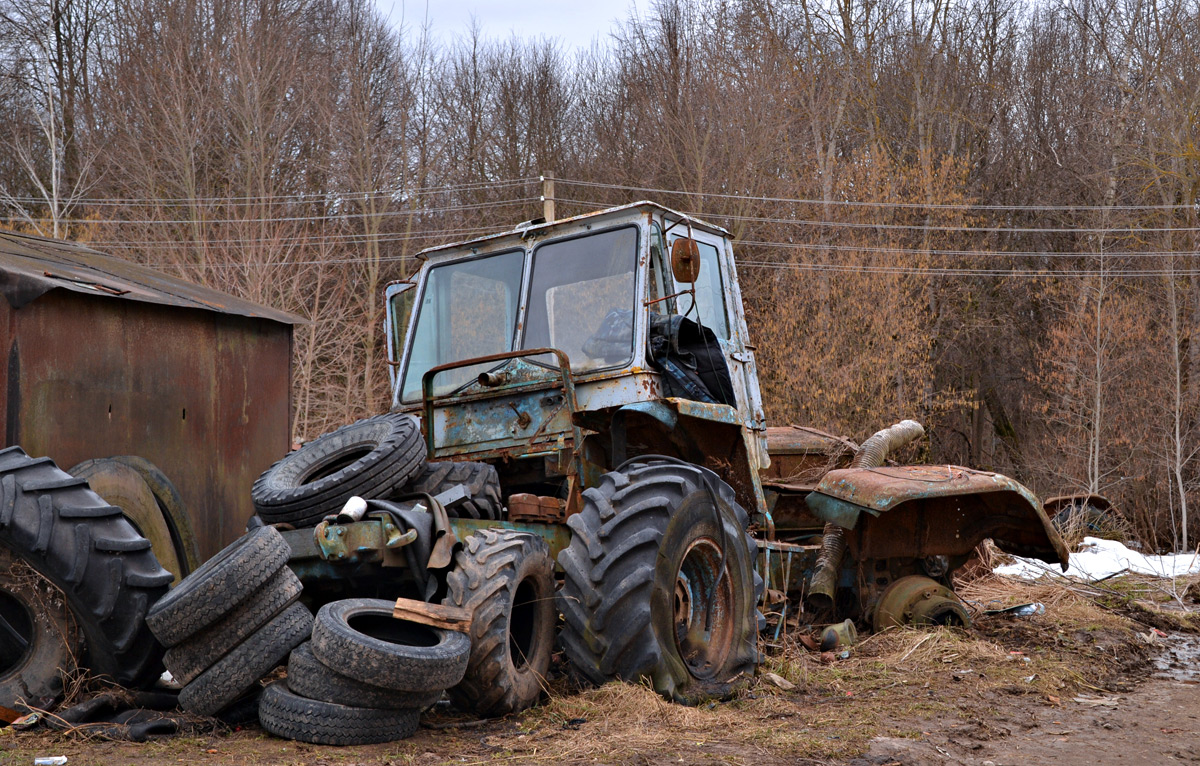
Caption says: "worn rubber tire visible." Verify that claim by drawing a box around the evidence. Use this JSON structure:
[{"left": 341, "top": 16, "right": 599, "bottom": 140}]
[
  {"left": 310, "top": 598, "right": 469, "bottom": 692},
  {"left": 145, "top": 526, "right": 290, "bottom": 647},
  {"left": 178, "top": 601, "right": 312, "bottom": 716},
  {"left": 403, "top": 461, "right": 502, "bottom": 520},
  {"left": 258, "top": 680, "right": 420, "bottom": 746},
  {"left": 0, "top": 447, "right": 173, "bottom": 699},
  {"left": 286, "top": 641, "right": 441, "bottom": 710},
  {"left": 252, "top": 414, "right": 425, "bottom": 527},
  {"left": 557, "top": 460, "right": 761, "bottom": 703},
  {"left": 163, "top": 566, "right": 303, "bottom": 685},
  {"left": 69, "top": 459, "right": 188, "bottom": 586},
  {"left": 108, "top": 456, "right": 202, "bottom": 576},
  {"left": 0, "top": 547, "right": 82, "bottom": 708},
  {"left": 444, "top": 529, "right": 555, "bottom": 716}
]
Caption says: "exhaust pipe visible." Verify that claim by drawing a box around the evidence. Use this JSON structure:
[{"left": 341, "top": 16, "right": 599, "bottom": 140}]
[{"left": 806, "top": 420, "right": 925, "bottom": 611}]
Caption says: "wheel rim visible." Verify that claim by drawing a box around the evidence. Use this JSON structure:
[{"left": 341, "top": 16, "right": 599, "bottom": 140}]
[
  {"left": 0, "top": 589, "right": 33, "bottom": 676},
  {"left": 672, "top": 537, "right": 734, "bottom": 680}
]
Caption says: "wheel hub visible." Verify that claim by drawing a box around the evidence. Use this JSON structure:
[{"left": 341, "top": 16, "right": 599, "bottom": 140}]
[{"left": 672, "top": 538, "right": 734, "bottom": 679}]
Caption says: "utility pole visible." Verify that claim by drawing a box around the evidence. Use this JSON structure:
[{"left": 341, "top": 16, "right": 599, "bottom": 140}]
[{"left": 541, "top": 172, "right": 556, "bottom": 222}]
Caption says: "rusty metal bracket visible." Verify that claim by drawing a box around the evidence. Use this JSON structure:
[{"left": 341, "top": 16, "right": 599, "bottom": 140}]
[{"left": 312, "top": 515, "right": 415, "bottom": 564}]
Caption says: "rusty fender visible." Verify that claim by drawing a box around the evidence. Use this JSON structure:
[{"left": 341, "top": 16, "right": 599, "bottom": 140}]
[{"left": 805, "top": 465, "right": 1069, "bottom": 568}]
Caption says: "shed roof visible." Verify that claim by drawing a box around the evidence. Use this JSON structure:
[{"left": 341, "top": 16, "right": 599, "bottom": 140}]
[{"left": 0, "top": 230, "right": 303, "bottom": 324}]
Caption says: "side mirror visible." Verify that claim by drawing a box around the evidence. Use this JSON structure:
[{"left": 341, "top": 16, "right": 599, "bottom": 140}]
[{"left": 670, "top": 238, "right": 701, "bottom": 283}]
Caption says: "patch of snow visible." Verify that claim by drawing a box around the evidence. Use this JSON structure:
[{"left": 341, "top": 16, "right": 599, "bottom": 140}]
[{"left": 994, "top": 537, "right": 1200, "bottom": 581}]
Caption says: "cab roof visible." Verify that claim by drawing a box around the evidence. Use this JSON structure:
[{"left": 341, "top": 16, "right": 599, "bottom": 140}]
[{"left": 415, "top": 200, "right": 729, "bottom": 262}]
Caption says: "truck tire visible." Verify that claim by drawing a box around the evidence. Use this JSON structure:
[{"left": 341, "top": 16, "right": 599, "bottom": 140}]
[
  {"left": 557, "top": 460, "right": 761, "bottom": 703},
  {"left": 178, "top": 601, "right": 312, "bottom": 716},
  {"left": 0, "top": 547, "right": 82, "bottom": 709},
  {"left": 310, "top": 598, "right": 470, "bottom": 692},
  {"left": 146, "top": 526, "right": 290, "bottom": 647},
  {"left": 252, "top": 414, "right": 425, "bottom": 527},
  {"left": 286, "top": 641, "right": 441, "bottom": 710},
  {"left": 444, "top": 529, "right": 555, "bottom": 716},
  {"left": 258, "top": 680, "right": 420, "bottom": 746},
  {"left": 404, "top": 461, "right": 502, "bottom": 520},
  {"left": 0, "top": 447, "right": 173, "bottom": 699},
  {"left": 163, "top": 566, "right": 303, "bottom": 685}
]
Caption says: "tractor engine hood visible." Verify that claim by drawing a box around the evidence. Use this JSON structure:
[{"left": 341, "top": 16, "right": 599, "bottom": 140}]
[{"left": 805, "top": 465, "right": 1070, "bottom": 568}]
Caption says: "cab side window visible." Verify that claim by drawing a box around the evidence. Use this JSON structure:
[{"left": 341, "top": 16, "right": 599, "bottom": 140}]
[
  {"left": 648, "top": 225, "right": 670, "bottom": 315},
  {"left": 673, "top": 239, "right": 729, "bottom": 339}
]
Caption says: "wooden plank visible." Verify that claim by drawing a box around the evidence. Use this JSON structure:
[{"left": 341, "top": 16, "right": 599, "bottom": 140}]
[{"left": 391, "top": 597, "right": 472, "bottom": 632}]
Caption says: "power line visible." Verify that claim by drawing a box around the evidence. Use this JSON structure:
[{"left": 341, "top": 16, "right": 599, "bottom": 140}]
[
  {"left": 0, "top": 177, "right": 538, "bottom": 207},
  {"left": 556, "top": 178, "right": 1200, "bottom": 213},
  {"left": 80, "top": 223, "right": 511, "bottom": 249},
  {"left": 558, "top": 197, "right": 1200, "bottom": 235},
  {"left": 738, "top": 260, "right": 1200, "bottom": 277},
  {"left": 737, "top": 239, "right": 1200, "bottom": 259},
  {"left": 0, "top": 197, "right": 539, "bottom": 226}
]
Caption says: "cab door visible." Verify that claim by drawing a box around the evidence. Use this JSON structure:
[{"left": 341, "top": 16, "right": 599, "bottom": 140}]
[{"left": 664, "top": 228, "right": 766, "bottom": 438}]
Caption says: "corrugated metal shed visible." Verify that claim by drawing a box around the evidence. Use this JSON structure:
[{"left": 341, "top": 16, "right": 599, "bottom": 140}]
[{"left": 0, "top": 230, "right": 300, "bottom": 559}]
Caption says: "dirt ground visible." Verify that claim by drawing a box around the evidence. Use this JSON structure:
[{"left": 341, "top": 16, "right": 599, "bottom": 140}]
[{"left": 2, "top": 572, "right": 1197, "bottom": 766}]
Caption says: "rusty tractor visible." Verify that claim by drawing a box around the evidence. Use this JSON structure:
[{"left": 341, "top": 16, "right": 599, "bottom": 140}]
[{"left": 261, "top": 200, "right": 1068, "bottom": 713}]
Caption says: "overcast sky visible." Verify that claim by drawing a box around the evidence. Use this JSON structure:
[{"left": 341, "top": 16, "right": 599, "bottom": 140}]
[{"left": 379, "top": 0, "right": 649, "bottom": 51}]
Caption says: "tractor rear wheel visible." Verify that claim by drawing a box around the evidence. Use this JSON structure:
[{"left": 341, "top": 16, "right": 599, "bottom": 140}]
[{"left": 557, "top": 460, "right": 761, "bottom": 703}]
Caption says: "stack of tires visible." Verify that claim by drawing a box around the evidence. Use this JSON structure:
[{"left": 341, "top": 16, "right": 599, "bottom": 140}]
[
  {"left": 250, "top": 413, "right": 503, "bottom": 527},
  {"left": 259, "top": 598, "right": 471, "bottom": 745},
  {"left": 146, "top": 526, "right": 311, "bottom": 715}
]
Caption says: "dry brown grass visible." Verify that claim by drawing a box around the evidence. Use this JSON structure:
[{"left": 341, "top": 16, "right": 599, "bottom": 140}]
[
  {"left": 3, "top": 574, "right": 1184, "bottom": 766},
  {"left": 439, "top": 576, "right": 1157, "bottom": 764}
]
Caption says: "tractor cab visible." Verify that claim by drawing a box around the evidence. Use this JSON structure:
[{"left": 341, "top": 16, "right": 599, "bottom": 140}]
[{"left": 385, "top": 202, "right": 772, "bottom": 515}]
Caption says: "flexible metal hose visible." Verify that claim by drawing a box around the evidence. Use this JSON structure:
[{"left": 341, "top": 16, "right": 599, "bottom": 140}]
[{"left": 806, "top": 420, "right": 925, "bottom": 610}]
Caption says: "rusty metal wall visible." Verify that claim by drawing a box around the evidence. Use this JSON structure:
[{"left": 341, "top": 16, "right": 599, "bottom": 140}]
[{"left": 0, "top": 290, "right": 292, "bottom": 559}]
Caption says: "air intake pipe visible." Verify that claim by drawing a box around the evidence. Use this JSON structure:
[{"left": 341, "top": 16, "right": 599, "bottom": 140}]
[{"left": 806, "top": 419, "right": 926, "bottom": 611}]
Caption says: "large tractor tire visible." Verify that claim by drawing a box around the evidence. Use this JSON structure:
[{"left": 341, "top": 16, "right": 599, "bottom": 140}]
[
  {"left": 0, "top": 447, "right": 173, "bottom": 706},
  {"left": 557, "top": 460, "right": 761, "bottom": 704},
  {"left": 444, "top": 529, "right": 556, "bottom": 716},
  {"left": 0, "top": 547, "right": 81, "bottom": 709},
  {"left": 403, "top": 461, "right": 502, "bottom": 520},
  {"left": 69, "top": 458, "right": 198, "bottom": 585},
  {"left": 252, "top": 414, "right": 425, "bottom": 528}
]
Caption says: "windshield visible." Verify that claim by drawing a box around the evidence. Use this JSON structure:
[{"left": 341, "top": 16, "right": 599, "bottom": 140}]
[
  {"left": 399, "top": 249, "right": 524, "bottom": 403},
  {"left": 523, "top": 226, "right": 639, "bottom": 372}
]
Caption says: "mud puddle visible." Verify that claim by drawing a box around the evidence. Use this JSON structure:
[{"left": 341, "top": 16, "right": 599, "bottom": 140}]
[{"left": 1152, "top": 632, "right": 1200, "bottom": 683}]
